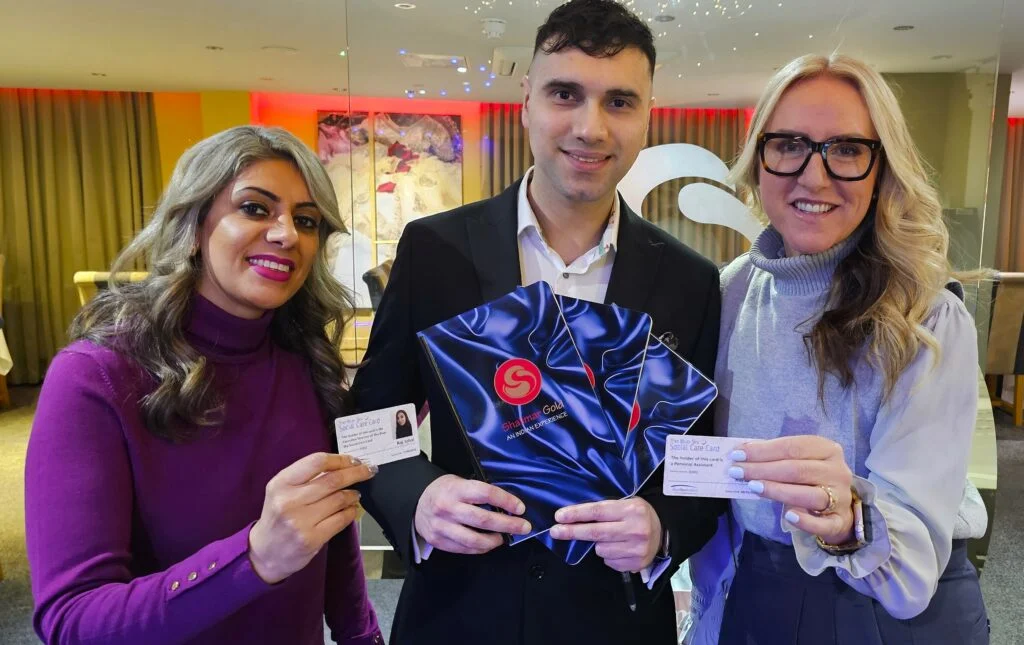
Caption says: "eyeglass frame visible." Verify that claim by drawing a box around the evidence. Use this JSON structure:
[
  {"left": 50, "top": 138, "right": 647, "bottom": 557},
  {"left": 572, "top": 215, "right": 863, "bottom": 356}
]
[{"left": 757, "top": 132, "right": 883, "bottom": 182}]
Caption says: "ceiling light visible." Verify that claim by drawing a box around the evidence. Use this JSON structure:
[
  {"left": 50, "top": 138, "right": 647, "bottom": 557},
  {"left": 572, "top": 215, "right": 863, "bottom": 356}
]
[
  {"left": 457, "top": 66, "right": 468, "bottom": 73},
  {"left": 463, "top": 81, "right": 471, "bottom": 85},
  {"left": 440, "top": 90, "right": 448, "bottom": 96},
  {"left": 399, "top": 49, "right": 407, "bottom": 55},
  {"left": 418, "top": 89, "right": 427, "bottom": 95},
  {"left": 485, "top": 81, "right": 492, "bottom": 87},
  {"left": 338, "top": 50, "right": 347, "bottom": 57},
  {"left": 893, "top": 25, "right": 915, "bottom": 31},
  {"left": 261, "top": 46, "right": 299, "bottom": 54},
  {"left": 394, "top": 3, "right": 416, "bottom": 9}
]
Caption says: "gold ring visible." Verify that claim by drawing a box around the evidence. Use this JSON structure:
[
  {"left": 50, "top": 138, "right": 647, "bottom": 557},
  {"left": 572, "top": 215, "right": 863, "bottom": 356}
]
[{"left": 813, "top": 485, "right": 837, "bottom": 516}]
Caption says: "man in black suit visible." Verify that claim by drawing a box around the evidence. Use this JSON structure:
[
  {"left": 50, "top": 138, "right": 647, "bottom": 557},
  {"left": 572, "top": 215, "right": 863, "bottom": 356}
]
[{"left": 352, "top": 1, "right": 723, "bottom": 642}]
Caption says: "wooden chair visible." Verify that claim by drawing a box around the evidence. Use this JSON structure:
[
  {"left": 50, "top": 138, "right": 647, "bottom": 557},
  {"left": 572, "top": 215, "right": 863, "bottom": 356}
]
[
  {"left": 0, "top": 254, "right": 10, "bottom": 409},
  {"left": 984, "top": 272, "right": 1024, "bottom": 426},
  {"left": 73, "top": 271, "right": 149, "bottom": 306}
]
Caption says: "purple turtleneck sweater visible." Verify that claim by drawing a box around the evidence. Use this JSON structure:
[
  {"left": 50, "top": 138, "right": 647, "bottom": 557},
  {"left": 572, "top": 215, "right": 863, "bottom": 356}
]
[{"left": 25, "top": 295, "right": 382, "bottom": 645}]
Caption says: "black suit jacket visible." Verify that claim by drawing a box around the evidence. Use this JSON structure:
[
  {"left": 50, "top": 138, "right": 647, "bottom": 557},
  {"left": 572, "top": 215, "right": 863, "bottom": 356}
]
[{"left": 352, "top": 180, "right": 724, "bottom": 645}]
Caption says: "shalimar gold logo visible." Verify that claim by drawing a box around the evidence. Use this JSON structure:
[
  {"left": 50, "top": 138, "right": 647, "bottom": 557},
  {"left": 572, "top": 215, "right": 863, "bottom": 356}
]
[{"left": 494, "top": 358, "right": 542, "bottom": 406}]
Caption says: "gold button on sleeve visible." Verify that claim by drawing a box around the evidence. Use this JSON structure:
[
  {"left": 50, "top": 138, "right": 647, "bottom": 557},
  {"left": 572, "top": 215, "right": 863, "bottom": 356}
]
[
  {"left": 187, "top": 572, "right": 198, "bottom": 581},
  {"left": 169, "top": 581, "right": 180, "bottom": 591}
]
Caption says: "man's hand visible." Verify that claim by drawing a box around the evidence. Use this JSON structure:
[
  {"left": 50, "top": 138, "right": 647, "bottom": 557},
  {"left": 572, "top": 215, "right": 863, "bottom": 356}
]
[
  {"left": 549, "top": 498, "right": 662, "bottom": 572},
  {"left": 414, "top": 474, "right": 532, "bottom": 554}
]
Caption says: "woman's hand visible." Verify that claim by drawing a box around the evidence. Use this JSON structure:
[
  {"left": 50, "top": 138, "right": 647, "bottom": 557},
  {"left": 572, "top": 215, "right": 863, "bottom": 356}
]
[
  {"left": 728, "top": 436, "right": 856, "bottom": 545},
  {"left": 248, "top": 452, "right": 377, "bottom": 584}
]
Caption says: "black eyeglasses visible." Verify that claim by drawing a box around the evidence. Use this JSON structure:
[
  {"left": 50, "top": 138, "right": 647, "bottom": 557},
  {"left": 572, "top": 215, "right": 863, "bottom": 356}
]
[{"left": 758, "top": 133, "right": 883, "bottom": 181}]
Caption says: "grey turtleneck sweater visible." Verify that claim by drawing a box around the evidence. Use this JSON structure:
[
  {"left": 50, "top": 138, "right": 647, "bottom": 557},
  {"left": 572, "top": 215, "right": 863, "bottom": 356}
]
[{"left": 713, "top": 226, "right": 980, "bottom": 619}]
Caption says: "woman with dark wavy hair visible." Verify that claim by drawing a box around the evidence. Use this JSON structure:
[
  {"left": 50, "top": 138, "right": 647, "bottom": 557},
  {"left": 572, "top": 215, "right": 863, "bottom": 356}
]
[
  {"left": 687, "top": 54, "right": 989, "bottom": 644},
  {"left": 25, "top": 125, "right": 383, "bottom": 644}
]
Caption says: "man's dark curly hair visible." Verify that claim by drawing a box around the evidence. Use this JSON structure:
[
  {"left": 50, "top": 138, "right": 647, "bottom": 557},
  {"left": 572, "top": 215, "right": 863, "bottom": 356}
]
[{"left": 534, "top": 0, "right": 656, "bottom": 77}]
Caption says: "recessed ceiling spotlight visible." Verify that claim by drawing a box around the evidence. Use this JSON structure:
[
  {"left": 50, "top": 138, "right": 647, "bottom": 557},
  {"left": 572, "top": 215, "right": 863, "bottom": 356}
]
[
  {"left": 457, "top": 66, "right": 468, "bottom": 73},
  {"left": 893, "top": 25, "right": 915, "bottom": 31},
  {"left": 418, "top": 89, "right": 427, "bottom": 95},
  {"left": 399, "top": 49, "right": 407, "bottom": 55},
  {"left": 654, "top": 14, "right": 675, "bottom": 22},
  {"left": 440, "top": 89, "right": 448, "bottom": 96},
  {"left": 261, "top": 45, "right": 299, "bottom": 54},
  {"left": 338, "top": 50, "right": 347, "bottom": 57},
  {"left": 394, "top": 3, "right": 416, "bottom": 9}
]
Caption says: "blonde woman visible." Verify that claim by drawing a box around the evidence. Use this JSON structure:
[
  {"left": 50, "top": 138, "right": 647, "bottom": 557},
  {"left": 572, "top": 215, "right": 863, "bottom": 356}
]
[
  {"left": 25, "top": 126, "right": 383, "bottom": 644},
  {"left": 687, "top": 55, "right": 989, "bottom": 644}
]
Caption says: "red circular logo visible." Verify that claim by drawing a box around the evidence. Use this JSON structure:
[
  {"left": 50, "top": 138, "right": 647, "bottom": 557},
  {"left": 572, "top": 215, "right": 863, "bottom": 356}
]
[{"left": 494, "top": 358, "right": 543, "bottom": 406}]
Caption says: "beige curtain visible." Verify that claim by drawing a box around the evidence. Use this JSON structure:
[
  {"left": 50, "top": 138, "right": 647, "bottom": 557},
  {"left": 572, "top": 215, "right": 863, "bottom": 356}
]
[
  {"left": 0, "top": 89, "right": 161, "bottom": 384},
  {"left": 997, "top": 118, "right": 1024, "bottom": 271},
  {"left": 479, "top": 104, "right": 751, "bottom": 265}
]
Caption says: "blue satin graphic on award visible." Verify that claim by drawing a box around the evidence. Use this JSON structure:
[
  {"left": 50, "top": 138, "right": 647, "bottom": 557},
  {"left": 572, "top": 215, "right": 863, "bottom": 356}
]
[
  {"left": 417, "top": 281, "right": 629, "bottom": 564},
  {"left": 418, "top": 281, "right": 717, "bottom": 565},
  {"left": 557, "top": 296, "right": 651, "bottom": 455},
  {"left": 623, "top": 336, "right": 718, "bottom": 493}
]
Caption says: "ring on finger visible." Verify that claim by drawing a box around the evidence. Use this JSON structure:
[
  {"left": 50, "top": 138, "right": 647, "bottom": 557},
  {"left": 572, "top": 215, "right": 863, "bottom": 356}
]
[{"left": 811, "top": 484, "right": 837, "bottom": 516}]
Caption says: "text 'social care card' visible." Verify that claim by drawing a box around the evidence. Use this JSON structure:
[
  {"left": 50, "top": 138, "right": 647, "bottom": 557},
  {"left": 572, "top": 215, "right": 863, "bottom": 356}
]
[
  {"left": 417, "top": 281, "right": 629, "bottom": 565},
  {"left": 663, "top": 435, "right": 760, "bottom": 500},
  {"left": 334, "top": 403, "right": 420, "bottom": 466}
]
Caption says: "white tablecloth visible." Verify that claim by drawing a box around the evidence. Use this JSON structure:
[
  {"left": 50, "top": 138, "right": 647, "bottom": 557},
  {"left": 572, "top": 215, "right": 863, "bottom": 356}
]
[{"left": 0, "top": 329, "right": 11, "bottom": 375}]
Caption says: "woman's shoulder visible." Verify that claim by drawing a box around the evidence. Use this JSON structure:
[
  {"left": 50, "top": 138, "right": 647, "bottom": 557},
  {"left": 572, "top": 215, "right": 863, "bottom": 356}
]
[
  {"left": 51, "top": 339, "right": 150, "bottom": 393},
  {"left": 719, "top": 252, "right": 756, "bottom": 290}
]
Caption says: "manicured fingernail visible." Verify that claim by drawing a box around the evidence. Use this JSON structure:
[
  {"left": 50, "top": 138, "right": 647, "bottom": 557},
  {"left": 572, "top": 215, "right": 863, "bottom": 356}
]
[
  {"left": 785, "top": 511, "right": 800, "bottom": 525},
  {"left": 730, "top": 450, "right": 747, "bottom": 462},
  {"left": 747, "top": 480, "right": 765, "bottom": 494},
  {"left": 727, "top": 466, "right": 745, "bottom": 479},
  {"left": 350, "top": 456, "right": 363, "bottom": 466},
  {"left": 366, "top": 463, "right": 378, "bottom": 475}
]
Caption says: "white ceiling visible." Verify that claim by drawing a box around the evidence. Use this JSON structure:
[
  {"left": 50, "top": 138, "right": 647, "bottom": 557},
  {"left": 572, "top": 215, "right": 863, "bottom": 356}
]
[{"left": 0, "top": 0, "right": 1021, "bottom": 115}]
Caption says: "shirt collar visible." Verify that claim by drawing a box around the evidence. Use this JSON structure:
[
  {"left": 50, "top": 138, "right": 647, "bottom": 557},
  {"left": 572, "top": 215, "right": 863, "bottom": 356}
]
[{"left": 516, "top": 166, "right": 620, "bottom": 255}]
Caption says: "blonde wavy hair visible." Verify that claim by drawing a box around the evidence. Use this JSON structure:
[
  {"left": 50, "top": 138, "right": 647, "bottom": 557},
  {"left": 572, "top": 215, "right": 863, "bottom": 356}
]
[
  {"left": 71, "top": 126, "right": 354, "bottom": 442},
  {"left": 730, "top": 53, "right": 953, "bottom": 399}
]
